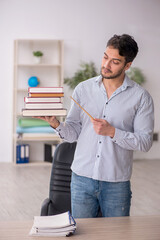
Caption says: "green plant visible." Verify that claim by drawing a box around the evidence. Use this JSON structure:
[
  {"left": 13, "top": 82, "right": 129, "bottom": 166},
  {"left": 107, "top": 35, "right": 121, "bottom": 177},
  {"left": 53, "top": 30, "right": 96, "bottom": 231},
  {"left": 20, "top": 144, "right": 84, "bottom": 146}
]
[
  {"left": 126, "top": 67, "right": 145, "bottom": 85},
  {"left": 64, "top": 62, "right": 98, "bottom": 89},
  {"left": 33, "top": 51, "right": 43, "bottom": 57}
]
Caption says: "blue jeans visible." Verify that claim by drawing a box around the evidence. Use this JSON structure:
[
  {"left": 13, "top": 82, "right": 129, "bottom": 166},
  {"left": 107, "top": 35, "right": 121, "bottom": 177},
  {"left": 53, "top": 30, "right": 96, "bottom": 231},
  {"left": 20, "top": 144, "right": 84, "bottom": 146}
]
[{"left": 71, "top": 172, "right": 132, "bottom": 218}]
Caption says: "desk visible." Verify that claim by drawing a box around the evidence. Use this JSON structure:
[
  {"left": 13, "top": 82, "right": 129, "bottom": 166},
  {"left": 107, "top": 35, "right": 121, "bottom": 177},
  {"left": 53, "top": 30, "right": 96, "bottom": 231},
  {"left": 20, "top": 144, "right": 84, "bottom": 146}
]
[{"left": 0, "top": 215, "right": 160, "bottom": 240}]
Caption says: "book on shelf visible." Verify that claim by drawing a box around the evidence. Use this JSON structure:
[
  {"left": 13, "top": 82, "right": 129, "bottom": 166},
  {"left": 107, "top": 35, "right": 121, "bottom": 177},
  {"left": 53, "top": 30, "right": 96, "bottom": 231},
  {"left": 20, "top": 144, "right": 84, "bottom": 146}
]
[
  {"left": 24, "top": 97, "right": 61, "bottom": 103},
  {"left": 24, "top": 144, "right": 29, "bottom": 163},
  {"left": 29, "top": 211, "right": 76, "bottom": 237},
  {"left": 44, "top": 144, "right": 57, "bottom": 162},
  {"left": 28, "top": 87, "right": 63, "bottom": 93},
  {"left": 16, "top": 144, "right": 29, "bottom": 163},
  {"left": 25, "top": 102, "right": 63, "bottom": 109},
  {"left": 22, "top": 108, "right": 67, "bottom": 117},
  {"left": 28, "top": 92, "right": 64, "bottom": 97},
  {"left": 17, "top": 133, "right": 60, "bottom": 141}
]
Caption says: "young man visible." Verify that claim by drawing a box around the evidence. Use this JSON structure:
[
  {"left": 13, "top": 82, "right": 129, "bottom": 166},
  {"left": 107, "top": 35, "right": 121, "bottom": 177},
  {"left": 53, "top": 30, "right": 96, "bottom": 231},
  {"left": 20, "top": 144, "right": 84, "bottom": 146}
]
[{"left": 39, "top": 34, "right": 154, "bottom": 218}]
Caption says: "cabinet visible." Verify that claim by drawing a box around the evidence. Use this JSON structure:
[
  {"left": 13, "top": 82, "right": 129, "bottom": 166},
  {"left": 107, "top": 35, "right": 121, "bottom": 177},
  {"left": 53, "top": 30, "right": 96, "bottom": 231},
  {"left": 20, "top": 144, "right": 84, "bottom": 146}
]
[{"left": 13, "top": 39, "right": 64, "bottom": 164}]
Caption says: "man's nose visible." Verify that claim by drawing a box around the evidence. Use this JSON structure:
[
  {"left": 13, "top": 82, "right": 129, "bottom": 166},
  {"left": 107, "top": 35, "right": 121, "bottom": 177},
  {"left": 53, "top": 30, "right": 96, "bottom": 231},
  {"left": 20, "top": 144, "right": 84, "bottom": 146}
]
[{"left": 104, "top": 60, "right": 111, "bottom": 68}]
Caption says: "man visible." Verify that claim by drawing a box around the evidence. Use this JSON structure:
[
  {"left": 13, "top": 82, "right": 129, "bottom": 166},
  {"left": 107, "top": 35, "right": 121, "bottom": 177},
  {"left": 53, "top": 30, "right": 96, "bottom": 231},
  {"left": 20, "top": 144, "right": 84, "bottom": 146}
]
[{"left": 39, "top": 34, "right": 154, "bottom": 218}]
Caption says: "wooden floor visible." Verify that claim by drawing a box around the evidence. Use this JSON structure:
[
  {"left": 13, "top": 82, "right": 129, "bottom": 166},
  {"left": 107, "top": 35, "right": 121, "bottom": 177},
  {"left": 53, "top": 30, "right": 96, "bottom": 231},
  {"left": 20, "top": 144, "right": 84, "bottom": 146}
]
[{"left": 0, "top": 159, "right": 160, "bottom": 221}]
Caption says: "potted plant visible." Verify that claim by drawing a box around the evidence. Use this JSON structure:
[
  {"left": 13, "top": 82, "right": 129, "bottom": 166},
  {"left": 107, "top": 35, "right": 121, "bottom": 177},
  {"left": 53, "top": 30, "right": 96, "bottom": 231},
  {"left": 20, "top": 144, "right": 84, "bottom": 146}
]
[
  {"left": 64, "top": 63, "right": 145, "bottom": 89},
  {"left": 126, "top": 67, "right": 145, "bottom": 85},
  {"left": 64, "top": 62, "right": 98, "bottom": 89},
  {"left": 33, "top": 51, "right": 43, "bottom": 64}
]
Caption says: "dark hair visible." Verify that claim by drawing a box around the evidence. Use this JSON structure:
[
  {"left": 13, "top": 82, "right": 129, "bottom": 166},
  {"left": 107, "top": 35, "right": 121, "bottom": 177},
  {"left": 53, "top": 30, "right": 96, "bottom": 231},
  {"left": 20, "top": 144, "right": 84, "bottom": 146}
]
[{"left": 107, "top": 34, "right": 138, "bottom": 63}]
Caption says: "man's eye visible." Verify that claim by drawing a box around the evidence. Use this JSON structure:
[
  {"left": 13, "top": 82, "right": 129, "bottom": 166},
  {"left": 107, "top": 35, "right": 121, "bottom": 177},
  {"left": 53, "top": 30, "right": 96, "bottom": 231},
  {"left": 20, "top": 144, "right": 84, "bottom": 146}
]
[{"left": 113, "top": 60, "right": 119, "bottom": 64}]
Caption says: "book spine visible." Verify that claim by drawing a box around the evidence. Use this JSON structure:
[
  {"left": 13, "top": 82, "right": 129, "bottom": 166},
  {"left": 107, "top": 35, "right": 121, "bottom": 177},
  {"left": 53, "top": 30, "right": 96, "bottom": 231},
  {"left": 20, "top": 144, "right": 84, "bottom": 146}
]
[
  {"left": 24, "top": 97, "right": 61, "bottom": 103},
  {"left": 52, "top": 144, "right": 57, "bottom": 158},
  {"left": 68, "top": 211, "right": 76, "bottom": 226},
  {"left": 21, "top": 145, "right": 25, "bottom": 163},
  {"left": 16, "top": 145, "right": 21, "bottom": 163},
  {"left": 28, "top": 93, "right": 64, "bottom": 97},
  {"left": 44, "top": 144, "right": 57, "bottom": 162},
  {"left": 24, "top": 103, "right": 63, "bottom": 109},
  {"left": 24, "top": 144, "right": 29, "bottom": 163},
  {"left": 28, "top": 87, "right": 63, "bottom": 93},
  {"left": 44, "top": 144, "right": 52, "bottom": 162}
]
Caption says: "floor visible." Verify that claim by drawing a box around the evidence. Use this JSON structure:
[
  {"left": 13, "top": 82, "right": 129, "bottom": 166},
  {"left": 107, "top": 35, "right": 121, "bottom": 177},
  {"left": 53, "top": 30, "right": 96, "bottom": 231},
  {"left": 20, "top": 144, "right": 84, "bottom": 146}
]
[
  {"left": 0, "top": 159, "right": 160, "bottom": 221},
  {"left": 0, "top": 162, "right": 51, "bottom": 221}
]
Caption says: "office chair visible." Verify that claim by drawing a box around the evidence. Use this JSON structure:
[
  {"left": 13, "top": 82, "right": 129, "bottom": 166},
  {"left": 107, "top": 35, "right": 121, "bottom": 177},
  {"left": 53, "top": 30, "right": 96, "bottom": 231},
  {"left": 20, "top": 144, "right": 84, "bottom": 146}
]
[{"left": 41, "top": 141, "right": 77, "bottom": 216}]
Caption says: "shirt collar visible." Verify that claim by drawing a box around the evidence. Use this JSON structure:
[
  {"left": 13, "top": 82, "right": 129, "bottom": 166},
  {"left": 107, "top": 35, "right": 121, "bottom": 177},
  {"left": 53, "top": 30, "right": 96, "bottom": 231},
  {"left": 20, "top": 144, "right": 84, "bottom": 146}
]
[
  {"left": 95, "top": 74, "right": 134, "bottom": 89},
  {"left": 122, "top": 74, "right": 134, "bottom": 88},
  {"left": 95, "top": 75, "right": 103, "bottom": 85}
]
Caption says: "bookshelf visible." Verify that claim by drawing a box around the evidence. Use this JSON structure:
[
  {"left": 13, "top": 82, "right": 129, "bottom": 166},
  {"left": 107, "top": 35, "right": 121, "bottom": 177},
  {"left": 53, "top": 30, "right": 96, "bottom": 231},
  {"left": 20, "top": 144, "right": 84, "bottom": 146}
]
[{"left": 13, "top": 39, "right": 64, "bottom": 164}]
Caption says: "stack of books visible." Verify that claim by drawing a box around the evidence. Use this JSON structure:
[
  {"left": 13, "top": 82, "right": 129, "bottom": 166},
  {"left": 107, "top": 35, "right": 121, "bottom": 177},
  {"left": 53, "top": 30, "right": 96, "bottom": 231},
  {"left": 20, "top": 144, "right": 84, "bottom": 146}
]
[
  {"left": 22, "top": 87, "right": 67, "bottom": 117},
  {"left": 29, "top": 211, "right": 76, "bottom": 237}
]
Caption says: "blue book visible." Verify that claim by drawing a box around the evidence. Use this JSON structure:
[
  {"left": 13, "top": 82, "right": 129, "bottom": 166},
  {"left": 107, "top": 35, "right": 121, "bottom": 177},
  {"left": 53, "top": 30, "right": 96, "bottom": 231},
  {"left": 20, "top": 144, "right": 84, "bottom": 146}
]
[
  {"left": 24, "top": 144, "right": 29, "bottom": 163},
  {"left": 20, "top": 145, "right": 25, "bottom": 163},
  {"left": 16, "top": 144, "right": 27, "bottom": 163},
  {"left": 16, "top": 145, "right": 21, "bottom": 163}
]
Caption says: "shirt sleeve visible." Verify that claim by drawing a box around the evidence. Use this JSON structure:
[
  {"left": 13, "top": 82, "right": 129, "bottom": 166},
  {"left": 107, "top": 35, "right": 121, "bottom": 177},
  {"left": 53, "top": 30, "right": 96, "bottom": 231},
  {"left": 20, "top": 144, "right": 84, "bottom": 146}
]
[
  {"left": 111, "top": 93, "right": 154, "bottom": 152},
  {"left": 55, "top": 84, "right": 82, "bottom": 142}
]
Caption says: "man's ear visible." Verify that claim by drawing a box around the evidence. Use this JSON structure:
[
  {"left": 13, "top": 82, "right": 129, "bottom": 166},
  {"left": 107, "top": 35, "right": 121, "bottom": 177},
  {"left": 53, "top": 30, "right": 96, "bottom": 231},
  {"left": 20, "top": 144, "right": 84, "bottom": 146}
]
[{"left": 124, "top": 62, "right": 132, "bottom": 71}]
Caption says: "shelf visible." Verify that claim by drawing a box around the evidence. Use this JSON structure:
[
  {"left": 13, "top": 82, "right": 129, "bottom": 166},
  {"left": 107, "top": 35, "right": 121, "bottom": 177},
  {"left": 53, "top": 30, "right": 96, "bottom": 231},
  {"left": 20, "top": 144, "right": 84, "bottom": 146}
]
[
  {"left": 16, "top": 89, "right": 28, "bottom": 92},
  {"left": 15, "top": 161, "right": 52, "bottom": 166},
  {"left": 16, "top": 64, "right": 61, "bottom": 67},
  {"left": 16, "top": 39, "right": 62, "bottom": 43},
  {"left": 13, "top": 39, "right": 64, "bottom": 164},
  {"left": 16, "top": 133, "right": 61, "bottom": 141}
]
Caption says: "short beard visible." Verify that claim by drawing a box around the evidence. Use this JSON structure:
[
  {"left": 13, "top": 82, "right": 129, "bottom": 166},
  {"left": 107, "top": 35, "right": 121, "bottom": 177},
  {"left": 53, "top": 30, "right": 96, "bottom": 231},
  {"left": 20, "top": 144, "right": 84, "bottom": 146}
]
[{"left": 101, "top": 66, "right": 125, "bottom": 79}]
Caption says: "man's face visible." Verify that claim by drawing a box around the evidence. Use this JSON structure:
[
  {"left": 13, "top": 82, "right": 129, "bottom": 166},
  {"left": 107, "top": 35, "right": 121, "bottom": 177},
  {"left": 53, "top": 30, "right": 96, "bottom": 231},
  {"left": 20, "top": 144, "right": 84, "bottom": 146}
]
[{"left": 101, "top": 46, "right": 131, "bottom": 79}]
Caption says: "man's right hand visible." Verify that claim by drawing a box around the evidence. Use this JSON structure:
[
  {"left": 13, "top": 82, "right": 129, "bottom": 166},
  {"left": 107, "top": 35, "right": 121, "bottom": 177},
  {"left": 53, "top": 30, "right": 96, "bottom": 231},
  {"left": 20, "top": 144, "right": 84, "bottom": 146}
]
[{"left": 33, "top": 116, "right": 60, "bottom": 129}]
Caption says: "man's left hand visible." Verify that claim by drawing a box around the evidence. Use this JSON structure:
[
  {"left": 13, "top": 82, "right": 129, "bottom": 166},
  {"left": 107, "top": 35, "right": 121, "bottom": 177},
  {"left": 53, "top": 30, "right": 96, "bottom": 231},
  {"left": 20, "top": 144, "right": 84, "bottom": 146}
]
[{"left": 91, "top": 118, "right": 115, "bottom": 138}]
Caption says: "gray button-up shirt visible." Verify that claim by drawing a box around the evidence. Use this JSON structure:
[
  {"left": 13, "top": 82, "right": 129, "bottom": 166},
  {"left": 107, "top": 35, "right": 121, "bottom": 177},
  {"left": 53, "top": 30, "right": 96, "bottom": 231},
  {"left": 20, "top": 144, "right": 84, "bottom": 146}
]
[{"left": 56, "top": 75, "right": 154, "bottom": 182}]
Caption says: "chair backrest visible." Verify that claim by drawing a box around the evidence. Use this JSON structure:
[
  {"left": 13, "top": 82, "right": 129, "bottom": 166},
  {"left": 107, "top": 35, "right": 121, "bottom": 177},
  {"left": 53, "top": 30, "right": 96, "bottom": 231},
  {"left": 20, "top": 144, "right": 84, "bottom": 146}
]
[{"left": 49, "top": 141, "right": 77, "bottom": 215}]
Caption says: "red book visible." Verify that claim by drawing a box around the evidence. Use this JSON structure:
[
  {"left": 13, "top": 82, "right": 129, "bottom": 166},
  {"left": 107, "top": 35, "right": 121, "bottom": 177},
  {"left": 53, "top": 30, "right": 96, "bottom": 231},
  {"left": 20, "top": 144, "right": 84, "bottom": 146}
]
[{"left": 28, "top": 93, "right": 64, "bottom": 97}]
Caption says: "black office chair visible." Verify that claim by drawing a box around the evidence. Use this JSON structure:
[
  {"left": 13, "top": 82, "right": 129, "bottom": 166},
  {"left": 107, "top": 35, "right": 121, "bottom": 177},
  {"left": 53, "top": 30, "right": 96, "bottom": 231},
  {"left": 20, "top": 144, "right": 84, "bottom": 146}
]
[{"left": 41, "top": 141, "right": 77, "bottom": 216}]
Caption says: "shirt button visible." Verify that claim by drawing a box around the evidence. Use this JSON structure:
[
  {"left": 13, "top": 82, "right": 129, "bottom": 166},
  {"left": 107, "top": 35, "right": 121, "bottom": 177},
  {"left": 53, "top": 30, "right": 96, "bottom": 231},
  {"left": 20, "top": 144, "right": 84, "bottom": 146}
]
[
  {"left": 59, "top": 129, "right": 61, "bottom": 131},
  {"left": 103, "top": 115, "right": 106, "bottom": 118},
  {"left": 106, "top": 102, "right": 108, "bottom": 105},
  {"left": 99, "top": 141, "right": 101, "bottom": 144},
  {"left": 97, "top": 155, "right": 100, "bottom": 158}
]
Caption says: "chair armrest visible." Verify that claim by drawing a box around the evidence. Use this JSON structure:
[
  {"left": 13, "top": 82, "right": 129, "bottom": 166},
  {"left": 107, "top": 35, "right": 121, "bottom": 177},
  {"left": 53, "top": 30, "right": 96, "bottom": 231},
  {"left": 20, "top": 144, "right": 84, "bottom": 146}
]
[{"left": 40, "top": 198, "right": 52, "bottom": 216}]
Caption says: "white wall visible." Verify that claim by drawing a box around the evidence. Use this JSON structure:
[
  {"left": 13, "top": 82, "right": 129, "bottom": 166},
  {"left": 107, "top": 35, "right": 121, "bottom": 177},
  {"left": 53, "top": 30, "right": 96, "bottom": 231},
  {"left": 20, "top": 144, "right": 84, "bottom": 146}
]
[{"left": 0, "top": 0, "right": 160, "bottom": 162}]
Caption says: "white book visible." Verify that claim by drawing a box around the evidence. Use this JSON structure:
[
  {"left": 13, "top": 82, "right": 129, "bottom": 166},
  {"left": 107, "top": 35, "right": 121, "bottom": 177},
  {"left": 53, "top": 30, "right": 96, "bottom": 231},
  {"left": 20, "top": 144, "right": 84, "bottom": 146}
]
[
  {"left": 36, "top": 225, "right": 76, "bottom": 233},
  {"left": 30, "top": 229, "right": 75, "bottom": 237},
  {"left": 29, "top": 211, "right": 76, "bottom": 237},
  {"left": 28, "top": 87, "right": 63, "bottom": 93},
  {"left": 25, "top": 102, "right": 63, "bottom": 109},
  {"left": 22, "top": 108, "right": 67, "bottom": 117},
  {"left": 24, "top": 97, "right": 61, "bottom": 103},
  {"left": 33, "top": 212, "right": 75, "bottom": 229}
]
